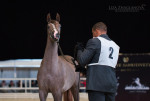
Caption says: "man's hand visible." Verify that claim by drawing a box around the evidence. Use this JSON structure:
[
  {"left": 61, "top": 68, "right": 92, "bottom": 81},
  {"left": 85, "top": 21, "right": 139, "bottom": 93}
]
[
  {"left": 71, "top": 58, "right": 86, "bottom": 75},
  {"left": 75, "top": 65, "right": 86, "bottom": 75},
  {"left": 75, "top": 42, "right": 84, "bottom": 51}
]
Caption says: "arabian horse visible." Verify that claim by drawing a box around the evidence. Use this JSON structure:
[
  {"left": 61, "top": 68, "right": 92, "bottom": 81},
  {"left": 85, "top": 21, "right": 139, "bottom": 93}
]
[{"left": 37, "top": 13, "right": 80, "bottom": 101}]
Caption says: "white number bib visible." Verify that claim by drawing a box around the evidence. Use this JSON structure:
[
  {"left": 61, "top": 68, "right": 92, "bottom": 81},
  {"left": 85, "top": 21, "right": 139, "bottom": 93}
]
[{"left": 88, "top": 37, "right": 120, "bottom": 68}]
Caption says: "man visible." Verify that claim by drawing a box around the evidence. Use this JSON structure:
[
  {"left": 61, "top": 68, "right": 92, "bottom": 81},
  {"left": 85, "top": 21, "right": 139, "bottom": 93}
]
[{"left": 76, "top": 22, "right": 120, "bottom": 101}]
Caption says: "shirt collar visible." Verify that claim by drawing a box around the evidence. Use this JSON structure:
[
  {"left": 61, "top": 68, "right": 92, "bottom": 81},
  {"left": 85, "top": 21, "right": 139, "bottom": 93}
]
[{"left": 99, "top": 34, "right": 111, "bottom": 41}]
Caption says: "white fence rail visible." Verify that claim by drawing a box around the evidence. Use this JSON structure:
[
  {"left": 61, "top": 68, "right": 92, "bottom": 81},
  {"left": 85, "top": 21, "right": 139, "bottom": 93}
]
[{"left": 0, "top": 78, "right": 86, "bottom": 93}]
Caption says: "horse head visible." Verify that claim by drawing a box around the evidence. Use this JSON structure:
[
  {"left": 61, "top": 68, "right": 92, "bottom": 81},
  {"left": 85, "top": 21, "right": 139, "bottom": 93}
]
[{"left": 47, "top": 13, "right": 61, "bottom": 42}]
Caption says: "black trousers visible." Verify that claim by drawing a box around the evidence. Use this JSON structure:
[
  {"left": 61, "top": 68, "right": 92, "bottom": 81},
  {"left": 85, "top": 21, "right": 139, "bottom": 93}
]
[{"left": 88, "top": 91, "right": 116, "bottom": 101}]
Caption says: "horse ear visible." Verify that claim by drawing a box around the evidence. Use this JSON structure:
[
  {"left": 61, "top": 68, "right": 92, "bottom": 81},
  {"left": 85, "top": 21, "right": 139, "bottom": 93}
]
[
  {"left": 47, "top": 13, "right": 51, "bottom": 23},
  {"left": 56, "top": 13, "right": 60, "bottom": 22}
]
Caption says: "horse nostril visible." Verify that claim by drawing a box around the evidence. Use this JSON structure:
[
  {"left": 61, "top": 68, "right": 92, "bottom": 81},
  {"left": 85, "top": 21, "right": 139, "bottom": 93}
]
[{"left": 56, "top": 33, "right": 60, "bottom": 38}]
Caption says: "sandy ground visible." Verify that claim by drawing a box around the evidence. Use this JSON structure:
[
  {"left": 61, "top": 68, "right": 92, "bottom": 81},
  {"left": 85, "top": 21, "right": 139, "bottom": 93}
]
[
  {"left": 0, "top": 93, "right": 88, "bottom": 101},
  {"left": 0, "top": 98, "right": 88, "bottom": 101}
]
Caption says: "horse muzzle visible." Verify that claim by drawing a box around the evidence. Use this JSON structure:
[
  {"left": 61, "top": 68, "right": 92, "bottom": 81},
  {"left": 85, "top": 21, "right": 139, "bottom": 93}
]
[
  {"left": 55, "top": 33, "right": 60, "bottom": 41},
  {"left": 55, "top": 33, "right": 60, "bottom": 39},
  {"left": 51, "top": 32, "right": 60, "bottom": 42}
]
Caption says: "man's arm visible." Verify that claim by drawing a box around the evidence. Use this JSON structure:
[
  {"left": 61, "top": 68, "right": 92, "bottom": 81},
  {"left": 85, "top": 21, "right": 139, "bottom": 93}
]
[{"left": 77, "top": 38, "right": 100, "bottom": 66}]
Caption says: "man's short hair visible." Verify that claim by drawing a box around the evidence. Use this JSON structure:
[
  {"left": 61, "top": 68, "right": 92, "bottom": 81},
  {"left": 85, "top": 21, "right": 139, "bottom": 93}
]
[{"left": 92, "top": 22, "right": 107, "bottom": 31}]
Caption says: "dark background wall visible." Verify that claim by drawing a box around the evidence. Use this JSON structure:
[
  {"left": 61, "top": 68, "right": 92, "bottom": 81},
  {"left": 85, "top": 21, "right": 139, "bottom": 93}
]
[{"left": 0, "top": 0, "right": 149, "bottom": 60}]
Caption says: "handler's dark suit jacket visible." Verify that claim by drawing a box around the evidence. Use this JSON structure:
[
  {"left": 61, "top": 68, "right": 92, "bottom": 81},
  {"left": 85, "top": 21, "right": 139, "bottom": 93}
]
[{"left": 77, "top": 34, "right": 119, "bottom": 93}]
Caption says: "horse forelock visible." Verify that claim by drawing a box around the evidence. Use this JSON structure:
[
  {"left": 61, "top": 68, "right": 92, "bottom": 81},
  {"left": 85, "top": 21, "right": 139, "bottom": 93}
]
[
  {"left": 50, "top": 20, "right": 56, "bottom": 23},
  {"left": 50, "top": 20, "right": 59, "bottom": 24}
]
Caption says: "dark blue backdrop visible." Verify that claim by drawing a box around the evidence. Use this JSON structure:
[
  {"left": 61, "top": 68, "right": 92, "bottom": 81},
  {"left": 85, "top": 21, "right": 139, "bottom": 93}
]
[{"left": 0, "top": 0, "right": 150, "bottom": 60}]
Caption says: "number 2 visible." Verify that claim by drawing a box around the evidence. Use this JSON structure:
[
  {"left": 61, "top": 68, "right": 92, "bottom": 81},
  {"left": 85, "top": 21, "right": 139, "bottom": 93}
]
[{"left": 109, "top": 47, "right": 113, "bottom": 59}]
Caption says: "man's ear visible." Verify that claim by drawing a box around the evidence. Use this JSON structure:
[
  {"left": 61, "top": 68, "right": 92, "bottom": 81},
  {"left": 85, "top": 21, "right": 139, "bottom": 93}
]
[
  {"left": 96, "top": 29, "right": 102, "bottom": 34},
  {"left": 95, "top": 29, "right": 99, "bottom": 32}
]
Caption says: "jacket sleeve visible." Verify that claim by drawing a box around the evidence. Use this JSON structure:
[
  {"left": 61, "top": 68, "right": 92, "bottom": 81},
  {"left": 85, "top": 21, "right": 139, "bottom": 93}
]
[{"left": 77, "top": 38, "right": 99, "bottom": 66}]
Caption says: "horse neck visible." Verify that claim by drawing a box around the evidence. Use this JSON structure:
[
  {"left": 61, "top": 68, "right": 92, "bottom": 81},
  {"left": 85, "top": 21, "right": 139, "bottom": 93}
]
[{"left": 43, "top": 37, "right": 58, "bottom": 65}]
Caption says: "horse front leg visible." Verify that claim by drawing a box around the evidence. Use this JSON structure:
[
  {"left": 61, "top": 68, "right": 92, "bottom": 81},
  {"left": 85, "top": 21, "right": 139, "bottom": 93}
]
[
  {"left": 71, "top": 73, "right": 80, "bottom": 101},
  {"left": 52, "top": 91, "right": 63, "bottom": 101},
  {"left": 39, "top": 90, "right": 48, "bottom": 101}
]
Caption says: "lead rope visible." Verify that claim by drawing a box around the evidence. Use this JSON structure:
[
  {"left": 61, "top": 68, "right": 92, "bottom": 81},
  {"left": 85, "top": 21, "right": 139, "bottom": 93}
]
[
  {"left": 57, "top": 42, "right": 80, "bottom": 88},
  {"left": 57, "top": 42, "right": 74, "bottom": 65}
]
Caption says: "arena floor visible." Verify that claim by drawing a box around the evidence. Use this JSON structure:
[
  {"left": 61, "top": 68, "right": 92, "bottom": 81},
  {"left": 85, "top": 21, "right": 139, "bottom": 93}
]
[
  {"left": 0, "top": 93, "right": 88, "bottom": 101},
  {"left": 0, "top": 98, "right": 88, "bottom": 101}
]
